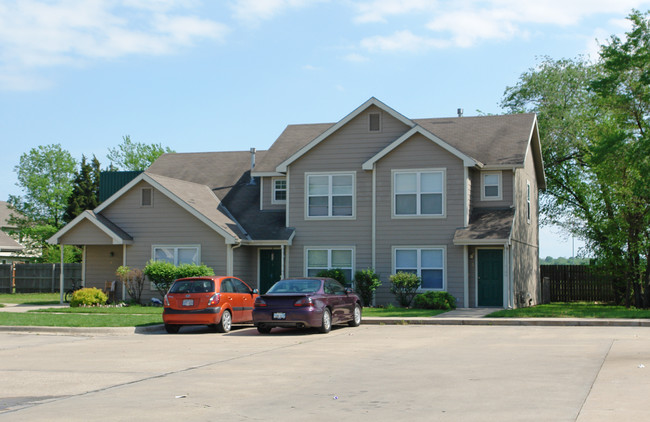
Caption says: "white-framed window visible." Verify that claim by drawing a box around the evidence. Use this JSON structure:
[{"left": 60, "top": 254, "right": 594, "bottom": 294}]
[
  {"left": 394, "top": 247, "right": 445, "bottom": 290},
  {"left": 141, "top": 187, "right": 153, "bottom": 207},
  {"left": 526, "top": 181, "right": 531, "bottom": 223},
  {"left": 152, "top": 245, "right": 200, "bottom": 266},
  {"left": 369, "top": 112, "right": 381, "bottom": 132},
  {"left": 306, "top": 173, "right": 354, "bottom": 218},
  {"left": 306, "top": 247, "right": 354, "bottom": 282},
  {"left": 393, "top": 169, "right": 445, "bottom": 217},
  {"left": 481, "top": 171, "right": 502, "bottom": 201},
  {"left": 272, "top": 178, "right": 287, "bottom": 204}
]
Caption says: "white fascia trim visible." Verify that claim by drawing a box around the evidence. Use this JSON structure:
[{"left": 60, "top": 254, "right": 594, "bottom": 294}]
[
  {"left": 96, "top": 173, "right": 240, "bottom": 245},
  {"left": 362, "top": 126, "right": 481, "bottom": 170},
  {"left": 47, "top": 210, "right": 131, "bottom": 245},
  {"left": 453, "top": 238, "right": 510, "bottom": 246},
  {"left": 277, "top": 97, "right": 414, "bottom": 173}
]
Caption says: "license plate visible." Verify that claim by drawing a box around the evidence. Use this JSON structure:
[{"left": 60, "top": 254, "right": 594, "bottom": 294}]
[
  {"left": 182, "top": 299, "right": 194, "bottom": 306},
  {"left": 273, "top": 312, "right": 286, "bottom": 320}
]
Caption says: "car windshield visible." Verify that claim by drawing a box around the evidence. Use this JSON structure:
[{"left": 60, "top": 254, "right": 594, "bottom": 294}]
[
  {"left": 267, "top": 280, "right": 321, "bottom": 294},
  {"left": 169, "top": 280, "right": 214, "bottom": 294}
]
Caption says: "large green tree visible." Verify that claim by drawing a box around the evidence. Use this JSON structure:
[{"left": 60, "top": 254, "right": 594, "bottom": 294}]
[
  {"left": 64, "top": 155, "right": 101, "bottom": 223},
  {"left": 8, "top": 144, "right": 77, "bottom": 261},
  {"left": 501, "top": 10, "right": 650, "bottom": 307},
  {"left": 107, "top": 135, "right": 174, "bottom": 170}
]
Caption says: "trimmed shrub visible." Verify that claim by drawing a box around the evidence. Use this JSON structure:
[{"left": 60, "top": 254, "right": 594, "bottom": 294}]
[
  {"left": 413, "top": 291, "right": 457, "bottom": 310},
  {"left": 70, "top": 288, "right": 108, "bottom": 307},
  {"left": 116, "top": 266, "right": 145, "bottom": 304},
  {"left": 316, "top": 268, "right": 348, "bottom": 284},
  {"left": 354, "top": 268, "right": 381, "bottom": 306},
  {"left": 144, "top": 260, "right": 215, "bottom": 298},
  {"left": 389, "top": 272, "right": 421, "bottom": 307}
]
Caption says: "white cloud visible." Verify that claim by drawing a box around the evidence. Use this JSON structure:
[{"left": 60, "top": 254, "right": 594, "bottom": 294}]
[
  {"left": 343, "top": 53, "right": 369, "bottom": 63},
  {"left": 353, "top": 0, "right": 650, "bottom": 52},
  {"left": 231, "top": 0, "right": 324, "bottom": 24},
  {"left": 0, "top": 0, "right": 228, "bottom": 90}
]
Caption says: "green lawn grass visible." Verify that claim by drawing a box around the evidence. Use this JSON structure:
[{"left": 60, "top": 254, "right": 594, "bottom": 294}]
[
  {"left": 0, "top": 292, "right": 60, "bottom": 305},
  {"left": 487, "top": 302, "right": 650, "bottom": 318},
  {"left": 363, "top": 307, "right": 448, "bottom": 317},
  {"left": 33, "top": 305, "right": 163, "bottom": 314}
]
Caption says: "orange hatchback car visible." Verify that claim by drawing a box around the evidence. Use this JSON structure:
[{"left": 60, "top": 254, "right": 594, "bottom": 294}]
[{"left": 163, "top": 276, "right": 258, "bottom": 334}]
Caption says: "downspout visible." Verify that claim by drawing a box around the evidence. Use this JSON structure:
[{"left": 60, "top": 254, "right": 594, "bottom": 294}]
[
  {"left": 281, "top": 244, "right": 285, "bottom": 279},
  {"left": 82, "top": 245, "right": 87, "bottom": 287},
  {"left": 464, "top": 246, "right": 469, "bottom": 308}
]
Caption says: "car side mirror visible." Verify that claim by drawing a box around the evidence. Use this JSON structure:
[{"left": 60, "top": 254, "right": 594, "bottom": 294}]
[
  {"left": 345, "top": 288, "right": 353, "bottom": 294},
  {"left": 252, "top": 289, "right": 259, "bottom": 295}
]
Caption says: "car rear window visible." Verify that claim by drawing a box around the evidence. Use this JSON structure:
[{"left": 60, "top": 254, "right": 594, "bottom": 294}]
[
  {"left": 267, "top": 280, "right": 321, "bottom": 294},
  {"left": 169, "top": 280, "right": 215, "bottom": 294}
]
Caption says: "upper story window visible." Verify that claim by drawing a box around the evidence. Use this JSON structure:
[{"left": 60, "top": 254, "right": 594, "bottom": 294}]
[
  {"left": 394, "top": 247, "right": 445, "bottom": 290},
  {"left": 393, "top": 169, "right": 445, "bottom": 217},
  {"left": 369, "top": 112, "right": 381, "bottom": 132},
  {"left": 306, "top": 173, "right": 354, "bottom": 218},
  {"left": 481, "top": 171, "right": 502, "bottom": 201},
  {"left": 141, "top": 187, "right": 153, "bottom": 207},
  {"left": 272, "top": 178, "right": 287, "bottom": 204}
]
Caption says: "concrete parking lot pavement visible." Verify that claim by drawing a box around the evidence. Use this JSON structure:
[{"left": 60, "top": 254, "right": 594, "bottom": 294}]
[{"left": 0, "top": 324, "right": 648, "bottom": 421}]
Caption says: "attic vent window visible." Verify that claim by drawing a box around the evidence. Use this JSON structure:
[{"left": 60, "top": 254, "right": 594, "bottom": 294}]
[
  {"left": 369, "top": 113, "right": 381, "bottom": 132},
  {"left": 141, "top": 187, "right": 153, "bottom": 207}
]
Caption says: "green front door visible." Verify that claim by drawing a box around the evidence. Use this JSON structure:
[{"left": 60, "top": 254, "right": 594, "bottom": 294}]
[
  {"left": 259, "top": 249, "right": 282, "bottom": 294},
  {"left": 477, "top": 249, "right": 503, "bottom": 307}
]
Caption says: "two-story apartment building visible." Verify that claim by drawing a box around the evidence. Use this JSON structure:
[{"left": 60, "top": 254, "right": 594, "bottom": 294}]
[{"left": 49, "top": 98, "right": 544, "bottom": 308}]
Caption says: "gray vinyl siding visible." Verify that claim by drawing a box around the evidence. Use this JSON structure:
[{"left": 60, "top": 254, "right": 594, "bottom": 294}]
[
  {"left": 286, "top": 105, "right": 411, "bottom": 283},
  {"left": 471, "top": 169, "right": 514, "bottom": 207},
  {"left": 84, "top": 245, "right": 123, "bottom": 291},
  {"left": 511, "top": 144, "right": 540, "bottom": 306},
  {"left": 261, "top": 177, "right": 286, "bottom": 211},
  {"left": 373, "top": 133, "right": 466, "bottom": 305},
  {"left": 60, "top": 219, "right": 114, "bottom": 245},
  {"left": 233, "top": 246, "right": 258, "bottom": 289},
  {"left": 98, "top": 180, "right": 229, "bottom": 300}
]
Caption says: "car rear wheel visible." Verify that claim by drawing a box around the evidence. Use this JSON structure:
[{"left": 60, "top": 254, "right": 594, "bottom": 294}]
[
  {"left": 257, "top": 325, "right": 272, "bottom": 334},
  {"left": 165, "top": 324, "right": 180, "bottom": 334},
  {"left": 348, "top": 304, "right": 362, "bottom": 327},
  {"left": 216, "top": 310, "right": 232, "bottom": 333},
  {"left": 318, "top": 308, "right": 332, "bottom": 334}
]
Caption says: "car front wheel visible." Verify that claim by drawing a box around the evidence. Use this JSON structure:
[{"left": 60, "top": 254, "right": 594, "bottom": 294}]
[
  {"left": 318, "top": 308, "right": 332, "bottom": 334},
  {"left": 348, "top": 304, "right": 362, "bottom": 327},
  {"left": 216, "top": 310, "right": 232, "bottom": 333}
]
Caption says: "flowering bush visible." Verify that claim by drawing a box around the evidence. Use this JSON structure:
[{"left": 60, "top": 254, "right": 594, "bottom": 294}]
[{"left": 70, "top": 288, "right": 108, "bottom": 307}]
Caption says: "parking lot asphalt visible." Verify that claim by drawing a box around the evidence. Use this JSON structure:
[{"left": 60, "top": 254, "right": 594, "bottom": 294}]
[{"left": 0, "top": 321, "right": 648, "bottom": 421}]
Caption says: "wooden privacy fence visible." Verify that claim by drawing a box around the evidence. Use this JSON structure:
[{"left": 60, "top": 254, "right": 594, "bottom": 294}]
[
  {"left": 0, "top": 263, "right": 82, "bottom": 293},
  {"left": 541, "top": 265, "right": 615, "bottom": 303}
]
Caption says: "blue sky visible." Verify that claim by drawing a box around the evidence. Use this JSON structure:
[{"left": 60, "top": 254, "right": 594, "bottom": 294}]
[{"left": 2, "top": 0, "right": 649, "bottom": 258}]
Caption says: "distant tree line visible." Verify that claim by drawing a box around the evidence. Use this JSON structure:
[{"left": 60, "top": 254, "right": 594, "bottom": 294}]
[{"left": 540, "top": 257, "right": 591, "bottom": 266}]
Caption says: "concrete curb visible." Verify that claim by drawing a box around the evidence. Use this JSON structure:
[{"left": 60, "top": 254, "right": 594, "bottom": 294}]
[
  {"left": 362, "top": 317, "right": 650, "bottom": 327},
  {"left": 0, "top": 324, "right": 164, "bottom": 335}
]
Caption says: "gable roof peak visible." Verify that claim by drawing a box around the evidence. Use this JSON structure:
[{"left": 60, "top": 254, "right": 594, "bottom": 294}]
[{"left": 276, "top": 97, "right": 414, "bottom": 172}]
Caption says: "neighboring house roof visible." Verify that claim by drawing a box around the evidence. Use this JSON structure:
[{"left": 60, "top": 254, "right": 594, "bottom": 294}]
[
  {"left": 0, "top": 230, "right": 23, "bottom": 252},
  {"left": 453, "top": 208, "right": 516, "bottom": 245},
  {"left": 0, "top": 201, "right": 18, "bottom": 229}
]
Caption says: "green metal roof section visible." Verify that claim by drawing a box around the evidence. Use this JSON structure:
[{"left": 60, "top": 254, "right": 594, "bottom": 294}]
[{"left": 99, "top": 171, "right": 143, "bottom": 203}]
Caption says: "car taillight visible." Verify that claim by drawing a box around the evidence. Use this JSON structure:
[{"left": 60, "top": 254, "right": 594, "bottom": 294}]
[
  {"left": 294, "top": 297, "right": 314, "bottom": 307},
  {"left": 254, "top": 297, "right": 267, "bottom": 307},
  {"left": 207, "top": 293, "right": 220, "bottom": 307},
  {"left": 164, "top": 295, "right": 170, "bottom": 306}
]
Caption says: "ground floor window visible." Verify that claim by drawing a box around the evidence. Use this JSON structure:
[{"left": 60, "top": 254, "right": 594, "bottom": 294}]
[
  {"left": 152, "top": 245, "right": 200, "bottom": 266},
  {"left": 394, "top": 247, "right": 444, "bottom": 290},
  {"left": 305, "top": 248, "right": 353, "bottom": 282}
]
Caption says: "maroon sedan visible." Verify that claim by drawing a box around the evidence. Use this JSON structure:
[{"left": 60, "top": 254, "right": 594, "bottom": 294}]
[{"left": 252, "top": 277, "right": 362, "bottom": 334}]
